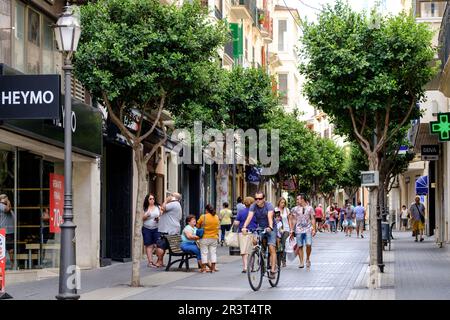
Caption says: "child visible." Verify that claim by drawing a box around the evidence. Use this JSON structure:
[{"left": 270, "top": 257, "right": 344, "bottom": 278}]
[{"left": 275, "top": 211, "right": 284, "bottom": 251}]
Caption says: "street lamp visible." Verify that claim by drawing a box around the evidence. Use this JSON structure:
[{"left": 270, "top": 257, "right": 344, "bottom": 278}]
[{"left": 53, "top": 3, "right": 81, "bottom": 300}]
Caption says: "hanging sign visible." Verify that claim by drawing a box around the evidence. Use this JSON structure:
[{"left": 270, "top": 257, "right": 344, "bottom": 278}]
[
  {"left": 0, "top": 74, "right": 60, "bottom": 120},
  {"left": 50, "top": 173, "right": 64, "bottom": 233},
  {"left": 430, "top": 112, "right": 450, "bottom": 142}
]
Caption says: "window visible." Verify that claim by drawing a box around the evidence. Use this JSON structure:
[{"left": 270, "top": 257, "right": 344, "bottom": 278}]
[
  {"left": 419, "top": 1, "right": 446, "bottom": 18},
  {"left": 27, "top": 8, "right": 40, "bottom": 74},
  {"left": 42, "top": 17, "right": 55, "bottom": 74},
  {"left": 278, "top": 73, "right": 288, "bottom": 105},
  {"left": 245, "top": 37, "right": 248, "bottom": 61},
  {"left": 13, "top": 1, "right": 25, "bottom": 72},
  {"left": 12, "top": 3, "right": 62, "bottom": 75},
  {"left": 278, "top": 19, "right": 287, "bottom": 51},
  {"left": 0, "top": 0, "right": 12, "bottom": 65}
]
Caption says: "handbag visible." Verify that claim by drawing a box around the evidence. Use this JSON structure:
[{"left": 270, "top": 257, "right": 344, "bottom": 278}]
[
  {"left": 225, "top": 225, "right": 239, "bottom": 247},
  {"left": 196, "top": 214, "right": 205, "bottom": 238}
]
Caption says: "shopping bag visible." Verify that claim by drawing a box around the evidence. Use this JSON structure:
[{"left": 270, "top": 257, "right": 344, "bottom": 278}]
[
  {"left": 285, "top": 237, "right": 297, "bottom": 262},
  {"left": 225, "top": 231, "right": 239, "bottom": 247}
]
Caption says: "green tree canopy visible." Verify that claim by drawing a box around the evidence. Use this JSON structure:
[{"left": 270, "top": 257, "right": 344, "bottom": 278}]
[{"left": 73, "top": 0, "right": 228, "bottom": 287}]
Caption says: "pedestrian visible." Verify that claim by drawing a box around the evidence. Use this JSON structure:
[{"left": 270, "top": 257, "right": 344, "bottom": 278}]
[
  {"left": 180, "top": 215, "right": 204, "bottom": 272},
  {"left": 400, "top": 205, "right": 409, "bottom": 231},
  {"left": 154, "top": 192, "right": 182, "bottom": 268},
  {"left": 344, "top": 202, "right": 355, "bottom": 237},
  {"left": 142, "top": 194, "right": 161, "bottom": 268},
  {"left": 354, "top": 201, "right": 366, "bottom": 238},
  {"left": 323, "top": 205, "right": 332, "bottom": 232},
  {"left": 236, "top": 196, "right": 246, "bottom": 215},
  {"left": 219, "top": 202, "right": 232, "bottom": 246},
  {"left": 234, "top": 196, "right": 257, "bottom": 273},
  {"left": 409, "top": 196, "right": 425, "bottom": 242},
  {"left": 339, "top": 206, "right": 345, "bottom": 232},
  {"left": 0, "top": 194, "right": 15, "bottom": 268},
  {"left": 328, "top": 205, "right": 337, "bottom": 233},
  {"left": 314, "top": 204, "right": 324, "bottom": 232},
  {"left": 197, "top": 204, "right": 220, "bottom": 272},
  {"left": 289, "top": 194, "right": 316, "bottom": 269},
  {"left": 275, "top": 197, "right": 290, "bottom": 267}
]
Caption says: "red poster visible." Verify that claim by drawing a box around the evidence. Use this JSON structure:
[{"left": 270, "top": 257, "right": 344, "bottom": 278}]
[
  {"left": 0, "top": 228, "right": 5, "bottom": 292},
  {"left": 50, "top": 173, "right": 64, "bottom": 234}
]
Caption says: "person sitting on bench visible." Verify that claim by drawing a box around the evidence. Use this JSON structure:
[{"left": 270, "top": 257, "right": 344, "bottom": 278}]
[{"left": 180, "top": 215, "right": 204, "bottom": 272}]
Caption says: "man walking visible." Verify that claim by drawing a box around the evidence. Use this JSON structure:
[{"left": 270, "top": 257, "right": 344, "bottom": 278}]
[
  {"left": 409, "top": 195, "right": 425, "bottom": 242},
  {"left": 155, "top": 192, "right": 182, "bottom": 267},
  {"left": 354, "top": 201, "right": 366, "bottom": 238},
  {"left": 344, "top": 202, "right": 355, "bottom": 237},
  {"left": 289, "top": 194, "right": 316, "bottom": 268}
]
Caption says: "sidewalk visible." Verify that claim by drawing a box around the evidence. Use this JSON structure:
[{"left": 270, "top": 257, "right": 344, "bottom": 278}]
[
  {"left": 349, "top": 230, "right": 450, "bottom": 300},
  {"left": 6, "top": 245, "right": 240, "bottom": 300},
  {"left": 6, "top": 230, "right": 450, "bottom": 300}
]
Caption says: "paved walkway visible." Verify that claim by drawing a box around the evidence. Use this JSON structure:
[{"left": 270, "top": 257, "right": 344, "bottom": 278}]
[{"left": 6, "top": 230, "right": 450, "bottom": 300}]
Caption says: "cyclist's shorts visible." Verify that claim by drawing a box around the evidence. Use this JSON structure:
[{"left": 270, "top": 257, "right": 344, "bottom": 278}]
[
  {"left": 296, "top": 232, "right": 312, "bottom": 247},
  {"left": 261, "top": 229, "right": 277, "bottom": 247}
]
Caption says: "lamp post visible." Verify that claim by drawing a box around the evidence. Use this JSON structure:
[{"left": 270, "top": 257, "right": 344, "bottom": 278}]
[{"left": 53, "top": 3, "right": 81, "bottom": 300}]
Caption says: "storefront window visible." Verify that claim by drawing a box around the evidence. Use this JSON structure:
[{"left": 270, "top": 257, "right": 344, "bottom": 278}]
[
  {"left": 0, "top": 144, "right": 61, "bottom": 270},
  {"left": 0, "top": 143, "right": 16, "bottom": 270},
  {"left": 13, "top": 1, "right": 25, "bottom": 72}
]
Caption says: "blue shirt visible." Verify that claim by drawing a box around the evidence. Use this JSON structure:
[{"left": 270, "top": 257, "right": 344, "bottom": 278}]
[
  {"left": 249, "top": 202, "right": 275, "bottom": 229},
  {"left": 236, "top": 207, "right": 257, "bottom": 232},
  {"left": 355, "top": 206, "right": 365, "bottom": 220}
]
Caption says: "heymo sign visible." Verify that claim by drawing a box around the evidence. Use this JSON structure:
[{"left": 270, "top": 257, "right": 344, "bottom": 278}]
[{"left": 0, "top": 74, "right": 60, "bottom": 120}]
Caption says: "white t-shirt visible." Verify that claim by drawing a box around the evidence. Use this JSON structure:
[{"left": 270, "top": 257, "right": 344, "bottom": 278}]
[
  {"left": 143, "top": 206, "right": 160, "bottom": 230},
  {"left": 401, "top": 209, "right": 408, "bottom": 219},
  {"left": 275, "top": 206, "right": 290, "bottom": 232}
]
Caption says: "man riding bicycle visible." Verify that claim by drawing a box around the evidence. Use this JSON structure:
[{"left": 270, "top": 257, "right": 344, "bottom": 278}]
[{"left": 242, "top": 191, "right": 277, "bottom": 279}]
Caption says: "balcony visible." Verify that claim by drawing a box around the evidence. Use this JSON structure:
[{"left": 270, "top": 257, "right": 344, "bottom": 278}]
[
  {"left": 231, "top": 0, "right": 255, "bottom": 21},
  {"left": 260, "top": 11, "right": 273, "bottom": 42},
  {"left": 438, "top": 2, "right": 450, "bottom": 96}
]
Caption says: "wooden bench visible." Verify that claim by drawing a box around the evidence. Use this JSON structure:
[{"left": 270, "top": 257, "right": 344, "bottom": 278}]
[{"left": 164, "top": 234, "right": 197, "bottom": 271}]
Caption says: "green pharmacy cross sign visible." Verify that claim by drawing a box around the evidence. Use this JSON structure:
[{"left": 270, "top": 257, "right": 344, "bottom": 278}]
[{"left": 430, "top": 112, "right": 450, "bottom": 142}]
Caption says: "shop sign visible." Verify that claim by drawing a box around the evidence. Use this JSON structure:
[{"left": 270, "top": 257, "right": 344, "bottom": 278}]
[
  {"left": 421, "top": 144, "right": 439, "bottom": 161},
  {"left": 0, "top": 228, "right": 5, "bottom": 292},
  {"left": 430, "top": 112, "right": 450, "bottom": 142},
  {"left": 0, "top": 75, "right": 60, "bottom": 120},
  {"left": 361, "top": 171, "right": 379, "bottom": 187},
  {"left": 50, "top": 173, "right": 64, "bottom": 233}
]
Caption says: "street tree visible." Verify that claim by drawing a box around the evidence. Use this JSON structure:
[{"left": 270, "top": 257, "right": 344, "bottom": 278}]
[
  {"left": 340, "top": 143, "right": 369, "bottom": 201},
  {"left": 74, "top": 0, "right": 228, "bottom": 286},
  {"left": 299, "top": 1, "right": 435, "bottom": 287}
]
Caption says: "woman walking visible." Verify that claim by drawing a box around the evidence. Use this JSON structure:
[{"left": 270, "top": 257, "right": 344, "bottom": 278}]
[
  {"left": 180, "top": 215, "right": 204, "bottom": 272},
  {"left": 219, "top": 202, "right": 232, "bottom": 246},
  {"left": 197, "top": 204, "right": 220, "bottom": 272},
  {"left": 234, "top": 196, "right": 257, "bottom": 273},
  {"left": 275, "top": 197, "right": 290, "bottom": 267},
  {"left": 142, "top": 194, "right": 161, "bottom": 268}
]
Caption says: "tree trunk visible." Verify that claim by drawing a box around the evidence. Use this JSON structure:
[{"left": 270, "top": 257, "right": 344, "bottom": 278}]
[
  {"left": 131, "top": 145, "right": 147, "bottom": 287},
  {"left": 368, "top": 153, "right": 380, "bottom": 289}
]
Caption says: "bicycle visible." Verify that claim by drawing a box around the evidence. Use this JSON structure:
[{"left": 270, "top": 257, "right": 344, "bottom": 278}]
[{"left": 246, "top": 229, "right": 282, "bottom": 291}]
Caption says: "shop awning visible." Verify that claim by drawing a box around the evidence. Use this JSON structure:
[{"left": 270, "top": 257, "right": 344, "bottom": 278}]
[{"left": 415, "top": 175, "right": 428, "bottom": 195}]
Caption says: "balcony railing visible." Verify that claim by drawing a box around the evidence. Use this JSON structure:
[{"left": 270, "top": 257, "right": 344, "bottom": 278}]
[
  {"left": 231, "top": 0, "right": 258, "bottom": 25},
  {"left": 224, "top": 41, "right": 234, "bottom": 61}
]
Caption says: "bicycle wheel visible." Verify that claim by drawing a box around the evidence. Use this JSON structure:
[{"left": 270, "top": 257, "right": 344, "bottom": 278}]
[
  {"left": 268, "top": 252, "right": 281, "bottom": 287},
  {"left": 247, "top": 249, "right": 263, "bottom": 291}
]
